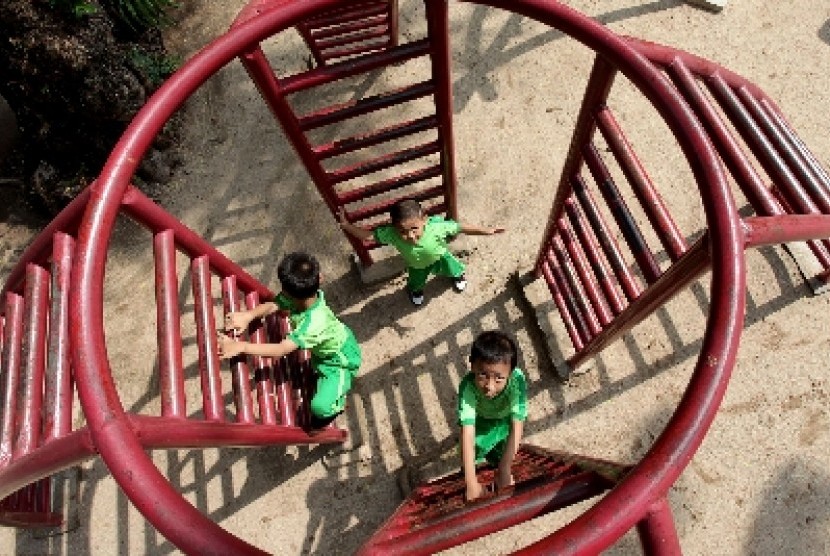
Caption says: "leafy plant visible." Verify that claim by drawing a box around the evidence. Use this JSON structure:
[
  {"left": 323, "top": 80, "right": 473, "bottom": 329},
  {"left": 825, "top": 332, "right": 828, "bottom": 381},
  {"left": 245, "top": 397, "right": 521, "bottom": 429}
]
[
  {"left": 109, "top": 0, "right": 178, "bottom": 32},
  {"left": 127, "top": 46, "right": 181, "bottom": 87},
  {"left": 48, "top": 0, "right": 98, "bottom": 18}
]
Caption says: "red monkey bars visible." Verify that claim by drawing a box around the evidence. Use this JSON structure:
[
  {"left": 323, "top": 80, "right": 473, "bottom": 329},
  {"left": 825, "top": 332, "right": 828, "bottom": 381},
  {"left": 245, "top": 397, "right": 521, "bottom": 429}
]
[{"left": 1, "top": 0, "right": 829, "bottom": 554}]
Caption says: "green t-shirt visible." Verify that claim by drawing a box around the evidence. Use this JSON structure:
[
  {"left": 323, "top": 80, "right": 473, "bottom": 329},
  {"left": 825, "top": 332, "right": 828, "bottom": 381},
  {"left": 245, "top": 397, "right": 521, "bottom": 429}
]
[
  {"left": 274, "top": 291, "right": 356, "bottom": 368},
  {"left": 457, "top": 367, "right": 528, "bottom": 426},
  {"left": 373, "top": 216, "right": 461, "bottom": 269}
]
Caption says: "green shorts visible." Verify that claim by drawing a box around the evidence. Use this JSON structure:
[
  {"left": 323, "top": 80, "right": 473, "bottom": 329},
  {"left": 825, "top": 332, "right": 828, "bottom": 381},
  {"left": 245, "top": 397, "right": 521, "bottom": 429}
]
[
  {"left": 473, "top": 416, "right": 510, "bottom": 466},
  {"left": 406, "top": 251, "right": 465, "bottom": 292},
  {"left": 309, "top": 333, "right": 361, "bottom": 418}
]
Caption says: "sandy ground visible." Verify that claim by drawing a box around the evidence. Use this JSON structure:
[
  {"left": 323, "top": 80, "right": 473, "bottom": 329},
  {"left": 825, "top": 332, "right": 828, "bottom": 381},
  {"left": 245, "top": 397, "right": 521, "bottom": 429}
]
[{"left": 2, "top": 0, "right": 830, "bottom": 554}]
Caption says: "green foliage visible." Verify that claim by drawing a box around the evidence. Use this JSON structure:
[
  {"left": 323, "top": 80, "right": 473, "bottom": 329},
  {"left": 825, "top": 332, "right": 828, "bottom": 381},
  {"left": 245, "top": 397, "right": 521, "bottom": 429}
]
[
  {"left": 111, "top": 0, "right": 178, "bottom": 32},
  {"left": 48, "top": 0, "right": 98, "bottom": 18},
  {"left": 127, "top": 46, "right": 181, "bottom": 87}
]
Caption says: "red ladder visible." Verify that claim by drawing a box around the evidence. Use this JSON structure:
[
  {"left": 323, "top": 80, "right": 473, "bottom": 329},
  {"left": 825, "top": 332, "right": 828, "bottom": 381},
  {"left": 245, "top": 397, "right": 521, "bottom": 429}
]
[
  {"left": 232, "top": 0, "right": 457, "bottom": 266},
  {"left": 535, "top": 41, "right": 830, "bottom": 373},
  {"left": 358, "top": 445, "right": 637, "bottom": 555},
  {"left": 0, "top": 184, "right": 344, "bottom": 531}
]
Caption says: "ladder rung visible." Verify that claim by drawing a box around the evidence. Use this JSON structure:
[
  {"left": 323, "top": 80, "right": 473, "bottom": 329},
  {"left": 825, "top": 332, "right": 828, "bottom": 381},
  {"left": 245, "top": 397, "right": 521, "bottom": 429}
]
[
  {"left": 309, "top": 15, "right": 387, "bottom": 41},
  {"left": 0, "top": 293, "right": 24, "bottom": 465},
  {"left": 321, "top": 38, "right": 391, "bottom": 63},
  {"left": 265, "top": 313, "right": 296, "bottom": 427},
  {"left": 338, "top": 164, "right": 442, "bottom": 204},
  {"left": 222, "top": 276, "right": 255, "bottom": 425},
  {"left": 305, "top": 2, "right": 388, "bottom": 29},
  {"left": 583, "top": 143, "right": 662, "bottom": 284},
  {"left": 315, "top": 24, "right": 389, "bottom": 51},
  {"left": 329, "top": 140, "right": 441, "bottom": 185},
  {"left": 154, "top": 230, "right": 187, "bottom": 419},
  {"left": 245, "top": 292, "right": 278, "bottom": 426},
  {"left": 315, "top": 115, "right": 437, "bottom": 160},
  {"left": 191, "top": 256, "right": 225, "bottom": 422},
  {"left": 551, "top": 236, "right": 601, "bottom": 338},
  {"left": 346, "top": 185, "right": 445, "bottom": 222},
  {"left": 14, "top": 264, "right": 49, "bottom": 460},
  {"left": 44, "top": 233, "right": 75, "bottom": 442},
  {"left": 556, "top": 219, "right": 613, "bottom": 327},
  {"left": 298, "top": 80, "right": 435, "bottom": 131},
  {"left": 303, "top": 0, "right": 386, "bottom": 24},
  {"left": 280, "top": 39, "right": 430, "bottom": 95},
  {"left": 541, "top": 261, "right": 585, "bottom": 352}
]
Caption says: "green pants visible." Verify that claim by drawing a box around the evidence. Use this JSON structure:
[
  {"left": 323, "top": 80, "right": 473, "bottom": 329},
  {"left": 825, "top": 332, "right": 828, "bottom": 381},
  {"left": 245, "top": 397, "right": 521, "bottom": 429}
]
[
  {"left": 474, "top": 416, "right": 510, "bottom": 465},
  {"left": 309, "top": 333, "right": 361, "bottom": 418},
  {"left": 406, "top": 252, "right": 465, "bottom": 292}
]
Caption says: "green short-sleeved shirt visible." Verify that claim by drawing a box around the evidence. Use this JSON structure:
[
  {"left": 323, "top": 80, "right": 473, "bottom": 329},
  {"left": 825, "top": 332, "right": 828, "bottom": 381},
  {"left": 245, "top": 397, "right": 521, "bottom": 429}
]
[
  {"left": 274, "top": 291, "right": 360, "bottom": 370},
  {"left": 373, "top": 216, "right": 461, "bottom": 269},
  {"left": 457, "top": 367, "right": 528, "bottom": 426}
]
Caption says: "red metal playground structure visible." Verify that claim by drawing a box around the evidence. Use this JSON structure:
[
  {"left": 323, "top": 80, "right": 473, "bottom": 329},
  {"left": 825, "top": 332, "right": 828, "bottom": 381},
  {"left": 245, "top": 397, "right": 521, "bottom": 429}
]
[{"left": 1, "top": 0, "right": 830, "bottom": 553}]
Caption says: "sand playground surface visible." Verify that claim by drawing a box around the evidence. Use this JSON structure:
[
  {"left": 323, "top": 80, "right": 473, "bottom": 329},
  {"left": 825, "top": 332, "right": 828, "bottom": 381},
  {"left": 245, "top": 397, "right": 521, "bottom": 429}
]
[{"left": 2, "top": 0, "right": 830, "bottom": 554}]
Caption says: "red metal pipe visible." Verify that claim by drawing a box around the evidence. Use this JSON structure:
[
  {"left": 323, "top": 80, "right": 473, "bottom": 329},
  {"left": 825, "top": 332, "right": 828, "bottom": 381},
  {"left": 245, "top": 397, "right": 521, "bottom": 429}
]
[
  {"left": 637, "top": 497, "right": 682, "bottom": 556},
  {"left": 540, "top": 262, "right": 584, "bottom": 352},
  {"left": 14, "top": 264, "right": 49, "bottom": 459},
  {"left": 44, "top": 233, "right": 75, "bottom": 441},
  {"left": 265, "top": 313, "right": 296, "bottom": 427},
  {"left": 544, "top": 250, "right": 591, "bottom": 347},
  {"left": 557, "top": 218, "right": 613, "bottom": 326},
  {"left": 564, "top": 198, "right": 625, "bottom": 315},
  {"left": 246, "top": 292, "right": 278, "bottom": 426},
  {"left": 742, "top": 215, "right": 830, "bottom": 248},
  {"left": 153, "top": 230, "right": 187, "bottom": 419},
  {"left": 552, "top": 236, "right": 601, "bottom": 337},
  {"left": 0, "top": 293, "right": 24, "bottom": 466},
  {"left": 534, "top": 54, "right": 617, "bottom": 275},
  {"left": 191, "top": 256, "right": 225, "bottom": 422},
  {"left": 572, "top": 174, "right": 641, "bottom": 302},
  {"left": 424, "top": 0, "right": 459, "bottom": 220},
  {"left": 222, "top": 276, "right": 255, "bottom": 425},
  {"left": 596, "top": 107, "right": 687, "bottom": 261}
]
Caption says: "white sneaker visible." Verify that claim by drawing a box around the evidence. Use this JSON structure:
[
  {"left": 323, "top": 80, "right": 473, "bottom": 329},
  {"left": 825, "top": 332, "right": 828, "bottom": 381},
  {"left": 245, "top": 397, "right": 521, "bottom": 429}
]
[
  {"left": 453, "top": 275, "right": 467, "bottom": 292},
  {"left": 408, "top": 290, "right": 425, "bottom": 306}
]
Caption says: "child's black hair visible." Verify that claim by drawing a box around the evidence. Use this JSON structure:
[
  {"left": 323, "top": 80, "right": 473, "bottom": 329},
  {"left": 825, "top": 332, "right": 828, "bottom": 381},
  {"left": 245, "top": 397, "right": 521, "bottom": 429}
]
[
  {"left": 469, "top": 330, "right": 518, "bottom": 369},
  {"left": 277, "top": 252, "right": 321, "bottom": 300},
  {"left": 389, "top": 199, "right": 423, "bottom": 224}
]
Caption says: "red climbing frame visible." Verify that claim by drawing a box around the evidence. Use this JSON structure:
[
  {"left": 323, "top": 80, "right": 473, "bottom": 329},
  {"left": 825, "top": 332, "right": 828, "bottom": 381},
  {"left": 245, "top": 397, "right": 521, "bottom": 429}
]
[{"left": 1, "top": 0, "right": 829, "bottom": 554}]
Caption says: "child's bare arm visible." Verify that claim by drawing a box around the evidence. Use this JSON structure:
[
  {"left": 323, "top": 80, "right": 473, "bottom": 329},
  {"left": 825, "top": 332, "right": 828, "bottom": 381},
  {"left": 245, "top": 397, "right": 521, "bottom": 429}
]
[
  {"left": 337, "top": 207, "right": 374, "bottom": 241},
  {"left": 496, "top": 419, "right": 524, "bottom": 490},
  {"left": 225, "top": 302, "right": 278, "bottom": 334},
  {"left": 217, "top": 335, "right": 298, "bottom": 360},
  {"left": 461, "top": 424, "right": 485, "bottom": 501},
  {"left": 458, "top": 222, "right": 506, "bottom": 235}
]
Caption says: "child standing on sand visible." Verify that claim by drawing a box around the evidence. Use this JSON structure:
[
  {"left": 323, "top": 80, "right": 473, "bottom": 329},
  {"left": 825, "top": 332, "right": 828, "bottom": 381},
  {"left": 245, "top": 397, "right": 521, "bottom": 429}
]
[{"left": 338, "top": 199, "right": 504, "bottom": 306}]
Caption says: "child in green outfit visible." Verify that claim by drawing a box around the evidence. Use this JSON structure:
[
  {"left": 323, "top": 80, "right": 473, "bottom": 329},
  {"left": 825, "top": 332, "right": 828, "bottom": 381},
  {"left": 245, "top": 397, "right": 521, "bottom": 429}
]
[
  {"left": 457, "top": 331, "right": 527, "bottom": 502},
  {"left": 338, "top": 199, "right": 505, "bottom": 306},
  {"left": 218, "top": 252, "right": 361, "bottom": 431}
]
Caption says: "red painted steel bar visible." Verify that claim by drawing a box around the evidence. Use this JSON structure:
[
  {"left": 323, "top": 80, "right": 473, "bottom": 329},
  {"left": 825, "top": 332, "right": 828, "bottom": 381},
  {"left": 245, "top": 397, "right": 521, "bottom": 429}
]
[
  {"left": 572, "top": 174, "right": 642, "bottom": 302},
  {"left": 0, "top": 293, "right": 24, "bottom": 466},
  {"left": 737, "top": 87, "right": 830, "bottom": 212},
  {"left": 565, "top": 198, "right": 625, "bottom": 315},
  {"left": 191, "top": 256, "right": 225, "bottom": 422},
  {"left": 568, "top": 236, "right": 711, "bottom": 370},
  {"left": 424, "top": 0, "right": 458, "bottom": 220},
  {"left": 123, "top": 186, "right": 272, "bottom": 298},
  {"left": 44, "top": 233, "right": 75, "bottom": 441},
  {"left": 0, "top": 188, "right": 89, "bottom": 301},
  {"left": 337, "top": 165, "right": 443, "bottom": 204},
  {"left": 540, "top": 262, "right": 584, "bottom": 352},
  {"left": 544, "top": 251, "right": 591, "bottom": 347},
  {"left": 14, "top": 264, "right": 49, "bottom": 459},
  {"left": 636, "top": 498, "right": 682, "bottom": 556},
  {"left": 310, "top": 15, "right": 387, "bottom": 42},
  {"left": 265, "top": 313, "right": 295, "bottom": 427},
  {"left": 298, "top": 80, "right": 435, "bottom": 131},
  {"left": 245, "top": 292, "right": 278, "bottom": 426},
  {"left": 534, "top": 54, "right": 617, "bottom": 275},
  {"left": 596, "top": 107, "right": 688, "bottom": 261},
  {"left": 329, "top": 140, "right": 441, "bottom": 185},
  {"left": 153, "top": 230, "right": 187, "bottom": 419},
  {"left": 742, "top": 215, "right": 830, "bottom": 248},
  {"left": 127, "top": 415, "right": 346, "bottom": 448},
  {"left": 706, "top": 76, "right": 820, "bottom": 217},
  {"left": 584, "top": 140, "right": 662, "bottom": 284},
  {"left": 221, "top": 276, "right": 255, "bottom": 425},
  {"left": 765, "top": 103, "right": 830, "bottom": 192},
  {"left": 238, "top": 47, "right": 372, "bottom": 265},
  {"left": 279, "top": 39, "right": 430, "bottom": 95},
  {"left": 557, "top": 218, "right": 613, "bottom": 326},
  {"left": 321, "top": 37, "right": 391, "bottom": 62},
  {"left": 347, "top": 184, "right": 445, "bottom": 221},
  {"left": 552, "top": 236, "right": 601, "bottom": 337},
  {"left": 314, "top": 115, "right": 437, "bottom": 160}
]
